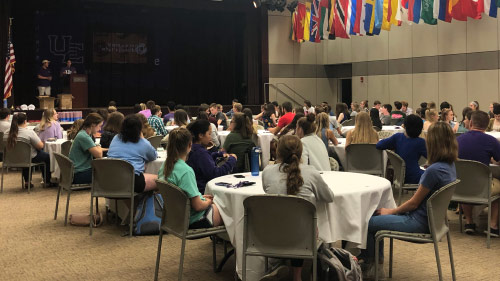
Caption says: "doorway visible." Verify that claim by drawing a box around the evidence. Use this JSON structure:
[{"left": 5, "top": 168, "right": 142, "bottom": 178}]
[{"left": 338, "top": 78, "right": 352, "bottom": 106}]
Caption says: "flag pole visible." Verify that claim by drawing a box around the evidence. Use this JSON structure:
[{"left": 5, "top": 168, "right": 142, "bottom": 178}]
[{"left": 4, "top": 17, "right": 13, "bottom": 108}]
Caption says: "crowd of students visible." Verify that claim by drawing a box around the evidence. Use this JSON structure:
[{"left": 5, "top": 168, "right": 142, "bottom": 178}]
[{"left": 2, "top": 97, "right": 500, "bottom": 280}]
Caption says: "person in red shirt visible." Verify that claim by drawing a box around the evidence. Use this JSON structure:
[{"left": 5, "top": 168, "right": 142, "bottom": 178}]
[{"left": 269, "top": 101, "right": 295, "bottom": 135}]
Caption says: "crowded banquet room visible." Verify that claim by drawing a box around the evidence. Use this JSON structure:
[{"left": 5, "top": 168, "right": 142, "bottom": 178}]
[{"left": 3, "top": 0, "right": 500, "bottom": 280}]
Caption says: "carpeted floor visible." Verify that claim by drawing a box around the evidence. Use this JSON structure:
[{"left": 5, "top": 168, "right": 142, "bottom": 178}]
[{"left": 1, "top": 170, "right": 500, "bottom": 281}]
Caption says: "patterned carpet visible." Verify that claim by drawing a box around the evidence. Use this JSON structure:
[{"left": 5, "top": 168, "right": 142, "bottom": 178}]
[{"left": 1, "top": 170, "right": 499, "bottom": 281}]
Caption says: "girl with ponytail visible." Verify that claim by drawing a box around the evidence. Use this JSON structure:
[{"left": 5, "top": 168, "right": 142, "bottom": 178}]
[
  {"left": 296, "top": 114, "right": 331, "bottom": 171},
  {"left": 262, "top": 134, "right": 334, "bottom": 281},
  {"left": 6, "top": 113, "right": 52, "bottom": 188},
  {"left": 158, "top": 127, "right": 223, "bottom": 229}
]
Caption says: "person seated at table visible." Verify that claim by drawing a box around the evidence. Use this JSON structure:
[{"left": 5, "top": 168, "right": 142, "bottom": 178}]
[
  {"left": 37, "top": 109, "right": 63, "bottom": 142},
  {"left": 279, "top": 113, "right": 304, "bottom": 138},
  {"left": 423, "top": 109, "right": 438, "bottom": 132},
  {"left": 173, "top": 109, "right": 189, "bottom": 128},
  {"left": 139, "top": 100, "right": 155, "bottom": 118},
  {"left": 359, "top": 122, "right": 457, "bottom": 278},
  {"left": 457, "top": 107, "right": 472, "bottom": 133},
  {"left": 379, "top": 104, "right": 392, "bottom": 125},
  {"left": 196, "top": 111, "right": 220, "bottom": 149},
  {"left": 303, "top": 100, "right": 315, "bottom": 115},
  {"left": 469, "top": 100, "right": 479, "bottom": 111},
  {"left": 148, "top": 105, "right": 168, "bottom": 136},
  {"left": 457, "top": 111, "right": 500, "bottom": 235},
  {"left": 487, "top": 103, "right": 500, "bottom": 132},
  {"left": 163, "top": 101, "right": 176, "bottom": 124},
  {"left": 350, "top": 102, "right": 360, "bottom": 118},
  {"left": 242, "top": 108, "right": 262, "bottom": 133},
  {"left": 159, "top": 127, "right": 223, "bottom": 229},
  {"left": 370, "top": 107, "right": 382, "bottom": 130},
  {"left": 67, "top": 119, "right": 84, "bottom": 140},
  {"left": 345, "top": 112, "right": 379, "bottom": 148},
  {"left": 108, "top": 114, "right": 158, "bottom": 193},
  {"left": 376, "top": 114, "right": 427, "bottom": 184},
  {"left": 136, "top": 113, "right": 156, "bottom": 139},
  {"left": 186, "top": 119, "right": 237, "bottom": 194},
  {"left": 262, "top": 103, "right": 277, "bottom": 130},
  {"left": 441, "top": 108, "right": 459, "bottom": 133},
  {"left": 223, "top": 113, "right": 258, "bottom": 173},
  {"left": 0, "top": 108, "right": 11, "bottom": 134},
  {"left": 390, "top": 101, "right": 406, "bottom": 122},
  {"left": 335, "top": 103, "right": 350, "bottom": 124},
  {"left": 262, "top": 134, "right": 334, "bottom": 281},
  {"left": 488, "top": 102, "right": 499, "bottom": 119},
  {"left": 69, "top": 113, "right": 104, "bottom": 184},
  {"left": 5, "top": 113, "right": 53, "bottom": 188},
  {"left": 315, "top": 112, "right": 339, "bottom": 147},
  {"left": 100, "top": 111, "right": 124, "bottom": 149},
  {"left": 269, "top": 101, "right": 295, "bottom": 135},
  {"left": 296, "top": 114, "right": 330, "bottom": 171}
]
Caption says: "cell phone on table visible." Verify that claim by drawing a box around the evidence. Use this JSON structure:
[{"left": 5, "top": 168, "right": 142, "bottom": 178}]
[{"left": 234, "top": 175, "right": 245, "bottom": 178}]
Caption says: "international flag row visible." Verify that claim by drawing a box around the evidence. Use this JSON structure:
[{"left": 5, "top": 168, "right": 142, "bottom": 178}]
[{"left": 291, "top": 0, "right": 499, "bottom": 41}]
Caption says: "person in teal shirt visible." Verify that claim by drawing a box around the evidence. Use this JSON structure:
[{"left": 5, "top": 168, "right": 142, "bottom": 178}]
[
  {"left": 69, "top": 113, "right": 104, "bottom": 184},
  {"left": 158, "top": 127, "right": 223, "bottom": 228}
]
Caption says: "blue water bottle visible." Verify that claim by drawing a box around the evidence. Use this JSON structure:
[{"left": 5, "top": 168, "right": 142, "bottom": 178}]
[{"left": 251, "top": 147, "right": 261, "bottom": 176}]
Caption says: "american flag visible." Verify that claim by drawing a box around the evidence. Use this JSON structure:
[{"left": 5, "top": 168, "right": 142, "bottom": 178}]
[{"left": 4, "top": 38, "right": 15, "bottom": 100}]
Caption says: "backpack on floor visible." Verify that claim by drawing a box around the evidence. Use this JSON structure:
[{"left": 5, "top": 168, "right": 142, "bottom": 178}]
[
  {"left": 133, "top": 191, "right": 164, "bottom": 236},
  {"left": 317, "top": 244, "right": 363, "bottom": 281}
]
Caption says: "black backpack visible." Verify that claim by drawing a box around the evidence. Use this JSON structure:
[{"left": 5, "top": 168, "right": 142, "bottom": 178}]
[{"left": 317, "top": 244, "right": 363, "bottom": 281}]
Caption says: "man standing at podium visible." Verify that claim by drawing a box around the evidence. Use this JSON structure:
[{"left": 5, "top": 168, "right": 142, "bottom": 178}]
[
  {"left": 60, "top": 59, "right": 77, "bottom": 93},
  {"left": 37, "top": 59, "right": 52, "bottom": 96}
]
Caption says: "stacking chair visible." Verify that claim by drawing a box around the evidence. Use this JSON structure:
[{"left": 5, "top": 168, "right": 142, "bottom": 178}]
[
  {"left": 452, "top": 160, "right": 500, "bottom": 248},
  {"left": 242, "top": 195, "right": 318, "bottom": 281},
  {"left": 386, "top": 150, "right": 419, "bottom": 205},
  {"left": 374, "top": 180, "right": 460, "bottom": 281},
  {"left": 147, "top": 135, "right": 163, "bottom": 149},
  {"left": 345, "top": 144, "right": 385, "bottom": 176},
  {"left": 90, "top": 159, "right": 136, "bottom": 237},
  {"left": 60, "top": 140, "right": 72, "bottom": 157},
  {"left": 1, "top": 140, "right": 46, "bottom": 193},
  {"left": 341, "top": 118, "right": 355, "bottom": 126},
  {"left": 154, "top": 180, "right": 228, "bottom": 281},
  {"left": 53, "top": 153, "right": 91, "bottom": 226}
]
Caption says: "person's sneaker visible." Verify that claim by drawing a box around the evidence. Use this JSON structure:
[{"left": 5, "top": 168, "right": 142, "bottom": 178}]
[
  {"left": 363, "top": 263, "right": 386, "bottom": 280},
  {"left": 484, "top": 228, "right": 500, "bottom": 238},
  {"left": 464, "top": 223, "right": 476, "bottom": 235},
  {"left": 259, "top": 265, "right": 288, "bottom": 281}
]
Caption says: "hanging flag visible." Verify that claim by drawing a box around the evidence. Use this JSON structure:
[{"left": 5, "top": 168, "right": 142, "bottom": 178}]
[
  {"left": 329, "top": 0, "right": 335, "bottom": 32},
  {"left": 296, "top": 3, "right": 307, "bottom": 42},
  {"left": 310, "top": 0, "right": 322, "bottom": 42},
  {"left": 382, "top": 0, "right": 392, "bottom": 30},
  {"left": 320, "top": 6, "right": 329, "bottom": 39},
  {"left": 290, "top": 11, "right": 296, "bottom": 41},
  {"left": 461, "top": 0, "right": 482, "bottom": 19},
  {"left": 350, "top": 0, "right": 364, "bottom": 34},
  {"left": 484, "top": 0, "right": 498, "bottom": 17},
  {"left": 449, "top": 0, "right": 468, "bottom": 20},
  {"left": 360, "top": 0, "right": 367, "bottom": 34},
  {"left": 389, "top": 0, "right": 400, "bottom": 25},
  {"left": 304, "top": 2, "right": 311, "bottom": 41},
  {"left": 374, "top": 0, "right": 384, "bottom": 30},
  {"left": 365, "top": 0, "right": 381, "bottom": 34},
  {"left": 421, "top": 0, "right": 438, "bottom": 24},
  {"left": 408, "top": 0, "right": 423, "bottom": 23},
  {"left": 334, "top": 0, "right": 351, "bottom": 38},
  {"left": 434, "top": 0, "right": 453, "bottom": 21},
  {"left": 4, "top": 37, "right": 15, "bottom": 100}
]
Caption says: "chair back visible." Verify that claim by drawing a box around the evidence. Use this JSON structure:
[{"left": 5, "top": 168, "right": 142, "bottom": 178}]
[
  {"left": 390, "top": 118, "right": 404, "bottom": 126},
  {"left": 147, "top": 135, "right": 163, "bottom": 148},
  {"left": 53, "top": 153, "right": 74, "bottom": 190},
  {"left": 0, "top": 132, "right": 4, "bottom": 153},
  {"left": 91, "top": 159, "right": 135, "bottom": 198},
  {"left": 341, "top": 119, "right": 355, "bottom": 126},
  {"left": 156, "top": 180, "right": 190, "bottom": 237},
  {"left": 226, "top": 141, "right": 255, "bottom": 173},
  {"left": 60, "top": 140, "right": 72, "bottom": 157},
  {"left": 427, "top": 179, "right": 460, "bottom": 241},
  {"left": 3, "top": 140, "right": 32, "bottom": 167},
  {"left": 386, "top": 150, "right": 406, "bottom": 188},
  {"left": 243, "top": 195, "right": 317, "bottom": 258},
  {"left": 452, "top": 160, "right": 491, "bottom": 204},
  {"left": 345, "top": 144, "right": 384, "bottom": 176}
]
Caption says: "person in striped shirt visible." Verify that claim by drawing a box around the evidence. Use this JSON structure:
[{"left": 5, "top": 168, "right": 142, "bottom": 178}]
[{"left": 147, "top": 105, "right": 168, "bottom": 136}]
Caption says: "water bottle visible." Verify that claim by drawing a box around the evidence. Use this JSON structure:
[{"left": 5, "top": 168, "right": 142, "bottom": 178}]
[{"left": 251, "top": 146, "right": 261, "bottom": 176}]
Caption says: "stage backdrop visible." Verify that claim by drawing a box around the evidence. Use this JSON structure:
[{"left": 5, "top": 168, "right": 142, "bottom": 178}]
[{"left": 11, "top": 0, "right": 267, "bottom": 107}]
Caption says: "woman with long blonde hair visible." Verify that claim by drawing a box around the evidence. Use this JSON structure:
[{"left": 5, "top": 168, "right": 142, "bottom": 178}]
[
  {"left": 423, "top": 109, "right": 439, "bottom": 132},
  {"left": 345, "top": 112, "right": 379, "bottom": 147},
  {"left": 38, "top": 109, "right": 63, "bottom": 142},
  {"left": 315, "top": 112, "right": 338, "bottom": 147}
]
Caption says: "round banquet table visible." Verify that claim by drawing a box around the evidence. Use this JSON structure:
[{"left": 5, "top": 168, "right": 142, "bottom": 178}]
[
  {"left": 144, "top": 150, "right": 167, "bottom": 175},
  {"left": 486, "top": 131, "right": 500, "bottom": 141},
  {"left": 44, "top": 138, "right": 67, "bottom": 178},
  {"left": 217, "top": 130, "right": 275, "bottom": 168},
  {"left": 205, "top": 171, "right": 396, "bottom": 280},
  {"left": 341, "top": 125, "right": 404, "bottom": 135}
]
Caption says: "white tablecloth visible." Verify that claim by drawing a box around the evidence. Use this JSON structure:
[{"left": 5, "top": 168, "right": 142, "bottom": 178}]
[
  {"left": 341, "top": 125, "right": 404, "bottom": 135},
  {"left": 217, "top": 130, "right": 275, "bottom": 168},
  {"left": 486, "top": 131, "right": 500, "bottom": 141},
  {"left": 144, "top": 150, "right": 166, "bottom": 175},
  {"left": 165, "top": 125, "right": 178, "bottom": 132},
  {"left": 205, "top": 171, "right": 395, "bottom": 280},
  {"left": 44, "top": 138, "right": 67, "bottom": 178}
]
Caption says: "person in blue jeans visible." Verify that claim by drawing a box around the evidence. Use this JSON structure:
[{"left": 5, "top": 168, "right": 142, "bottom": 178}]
[{"left": 359, "top": 122, "right": 457, "bottom": 279}]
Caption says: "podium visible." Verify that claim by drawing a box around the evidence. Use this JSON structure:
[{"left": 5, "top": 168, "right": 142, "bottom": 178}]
[
  {"left": 37, "top": 96, "right": 56, "bottom": 110},
  {"left": 57, "top": 94, "right": 74, "bottom": 109},
  {"left": 69, "top": 74, "right": 88, "bottom": 108}
]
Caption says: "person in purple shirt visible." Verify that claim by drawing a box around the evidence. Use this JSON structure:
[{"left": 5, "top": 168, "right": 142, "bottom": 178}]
[
  {"left": 163, "top": 101, "right": 176, "bottom": 124},
  {"left": 38, "top": 109, "right": 63, "bottom": 142},
  {"left": 376, "top": 114, "right": 427, "bottom": 184},
  {"left": 139, "top": 100, "right": 155, "bottom": 119},
  {"left": 186, "top": 119, "right": 237, "bottom": 194},
  {"left": 457, "top": 110, "right": 500, "bottom": 236}
]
